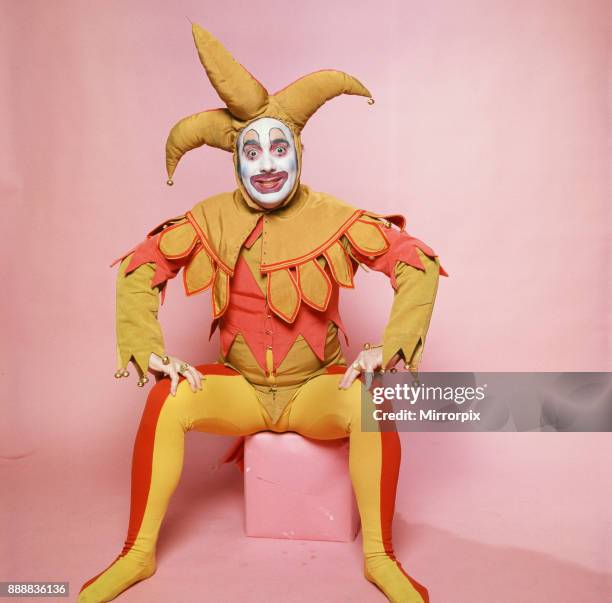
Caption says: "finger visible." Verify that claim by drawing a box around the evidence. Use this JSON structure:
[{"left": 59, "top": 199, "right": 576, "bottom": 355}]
[
  {"left": 364, "top": 371, "right": 373, "bottom": 390},
  {"left": 183, "top": 369, "right": 197, "bottom": 393},
  {"left": 343, "top": 354, "right": 369, "bottom": 389},
  {"left": 339, "top": 363, "right": 359, "bottom": 389},
  {"left": 340, "top": 365, "right": 362, "bottom": 390},
  {"left": 338, "top": 365, "right": 352, "bottom": 389},
  {"left": 186, "top": 366, "right": 203, "bottom": 390},
  {"left": 169, "top": 369, "right": 179, "bottom": 396},
  {"left": 195, "top": 368, "right": 206, "bottom": 383}
]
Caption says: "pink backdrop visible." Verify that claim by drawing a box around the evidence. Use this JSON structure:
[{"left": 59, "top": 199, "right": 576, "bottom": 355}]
[{"left": 1, "top": 0, "right": 610, "bottom": 601}]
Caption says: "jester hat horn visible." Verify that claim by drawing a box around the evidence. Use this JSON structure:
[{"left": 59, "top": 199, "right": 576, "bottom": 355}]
[{"left": 165, "top": 24, "right": 374, "bottom": 185}]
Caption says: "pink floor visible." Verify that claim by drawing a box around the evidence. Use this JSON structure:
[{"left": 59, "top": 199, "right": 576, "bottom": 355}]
[{"left": 2, "top": 432, "right": 611, "bottom": 603}]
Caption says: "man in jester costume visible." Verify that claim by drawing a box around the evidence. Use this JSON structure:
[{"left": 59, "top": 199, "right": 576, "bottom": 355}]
[{"left": 77, "top": 24, "right": 448, "bottom": 603}]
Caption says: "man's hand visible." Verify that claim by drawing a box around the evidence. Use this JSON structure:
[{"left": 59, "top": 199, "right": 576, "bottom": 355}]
[
  {"left": 149, "top": 353, "right": 205, "bottom": 396},
  {"left": 338, "top": 346, "right": 404, "bottom": 390}
]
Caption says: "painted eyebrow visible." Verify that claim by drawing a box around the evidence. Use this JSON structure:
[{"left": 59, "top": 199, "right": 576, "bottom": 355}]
[
  {"left": 242, "top": 129, "right": 260, "bottom": 148},
  {"left": 270, "top": 138, "right": 289, "bottom": 144},
  {"left": 243, "top": 139, "right": 261, "bottom": 148}
]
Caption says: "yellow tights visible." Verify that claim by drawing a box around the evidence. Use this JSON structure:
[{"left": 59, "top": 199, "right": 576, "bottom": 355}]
[{"left": 77, "top": 365, "right": 429, "bottom": 603}]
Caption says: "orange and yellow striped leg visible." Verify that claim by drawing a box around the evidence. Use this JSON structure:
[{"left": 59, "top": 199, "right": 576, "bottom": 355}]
[
  {"left": 287, "top": 371, "right": 429, "bottom": 603},
  {"left": 351, "top": 428, "right": 429, "bottom": 603},
  {"left": 77, "top": 365, "right": 268, "bottom": 603}
]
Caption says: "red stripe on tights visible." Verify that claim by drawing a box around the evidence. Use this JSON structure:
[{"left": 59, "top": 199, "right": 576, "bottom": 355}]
[
  {"left": 380, "top": 430, "right": 430, "bottom": 602},
  {"left": 121, "top": 363, "right": 239, "bottom": 556},
  {"left": 80, "top": 364, "right": 240, "bottom": 593}
]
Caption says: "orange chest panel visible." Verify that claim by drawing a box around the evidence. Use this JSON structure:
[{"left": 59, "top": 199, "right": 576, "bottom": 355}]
[{"left": 217, "top": 223, "right": 348, "bottom": 374}]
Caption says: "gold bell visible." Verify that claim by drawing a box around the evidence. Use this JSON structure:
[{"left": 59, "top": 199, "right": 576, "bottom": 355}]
[
  {"left": 162, "top": 355, "right": 171, "bottom": 365},
  {"left": 390, "top": 367, "right": 398, "bottom": 374},
  {"left": 367, "top": 98, "right": 375, "bottom": 105},
  {"left": 122, "top": 369, "right": 129, "bottom": 378},
  {"left": 166, "top": 179, "right": 174, "bottom": 187},
  {"left": 363, "top": 342, "right": 371, "bottom": 351},
  {"left": 114, "top": 370, "right": 123, "bottom": 379}
]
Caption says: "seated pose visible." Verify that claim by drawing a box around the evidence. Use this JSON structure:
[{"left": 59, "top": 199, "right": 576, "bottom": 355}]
[{"left": 77, "top": 24, "right": 448, "bottom": 603}]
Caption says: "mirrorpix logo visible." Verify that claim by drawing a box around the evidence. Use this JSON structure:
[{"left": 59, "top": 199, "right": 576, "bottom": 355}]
[{"left": 370, "top": 380, "right": 487, "bottom": 423}]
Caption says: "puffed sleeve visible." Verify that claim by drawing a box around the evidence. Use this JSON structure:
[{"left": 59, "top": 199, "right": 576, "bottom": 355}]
[{"left": 343, "top": 215, "right": 448, "bottom": 368}]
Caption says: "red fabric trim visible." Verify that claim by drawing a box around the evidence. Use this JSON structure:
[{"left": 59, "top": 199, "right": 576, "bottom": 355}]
[
  {"left": 260, "top": 210, "right": 364, "bottom": 271},
  {"left": 112, "top": 234, "right": 197, "bottom": 306},
  {"left": 351, "top": 228, "right": 444, "bottom": 289}
]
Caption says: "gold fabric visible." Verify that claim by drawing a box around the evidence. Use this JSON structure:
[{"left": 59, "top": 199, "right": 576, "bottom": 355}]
[
  {"left": 180, "top": 185, "right": 394, "bottom": 325},
  {"left": 219, "top": 325, "right": 346, "bottom": 424},
  {"left": 345, "top": 218, "right": 390, "bottom": 256},
  {"left": 114, "top": 190, "right": 443, "bottom": 409},
  {"left": 158, "top": 220, "right": 198, "bottom": 258},
  {"left": 185, "top": 185, "right": 359, "bottom": 277},
  {"left": 184, "top": 248, "right": 214, "bottom": 294},
  {"left": 267, "top": 268, "right": 300, "bottom": 323},
  {"left": 191, "top": 25, "right": 268, "bottom": 122},
  {"left": 324, "top": 240, "right": 354, "bottom": 287},
  {"left": 297, "top": 259, "right": 331, "bottom": 311},
  {"left": 115, "top": 256, "right": 165, "bottom": 377},
  {"left": 381, "top": 248, "right": 442, "bottom": 367},
  {"left": 165, "top": 24, "right": 373, "bottom": 184}
]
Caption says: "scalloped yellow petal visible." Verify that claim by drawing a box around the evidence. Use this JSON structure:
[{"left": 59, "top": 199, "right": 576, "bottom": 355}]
[
  {"left": 158, "top": 221, "right": 198, "bottom": 259},
  {"left": 184, "top": 247, "right": 215, "bottom": 295},
  {"left": 267, "top": 269, "right": 301, "bottom": 323},
  {"left": 297, "top": 259, "right": 331, "bottom": 311},
  {"left": 345, "top": 219, "right": 389, "bottom": 256},
  {"left": 324, "top": 241, "right": 354, "bottom": 287}
]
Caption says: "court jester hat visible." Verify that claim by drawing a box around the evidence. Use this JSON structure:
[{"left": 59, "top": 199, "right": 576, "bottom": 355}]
[{"left": 165, "top": 24, "right": 374, "bottom": 200}]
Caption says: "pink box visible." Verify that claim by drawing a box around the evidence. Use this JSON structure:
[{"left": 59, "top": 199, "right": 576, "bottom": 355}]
[{"left": 244, "top": 432, "right": 361, "bottom": 542}]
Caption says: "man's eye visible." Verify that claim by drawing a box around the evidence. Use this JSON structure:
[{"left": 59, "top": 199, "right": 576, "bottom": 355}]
[
  {"left": 274, "top": 146, "right": 287, "bottom": 154},
  {"left": 247, "top": 149, "right": 258, "bottom": 159}
]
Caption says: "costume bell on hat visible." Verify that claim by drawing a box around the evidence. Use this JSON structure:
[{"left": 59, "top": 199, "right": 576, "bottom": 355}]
[{"left": 78, "top": 24, "right": 447, "bottom": 603}]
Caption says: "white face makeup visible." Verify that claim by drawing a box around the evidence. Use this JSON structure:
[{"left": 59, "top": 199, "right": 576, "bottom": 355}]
[{"left": 237, "top": 117, "right": 298, "bottom": 208}]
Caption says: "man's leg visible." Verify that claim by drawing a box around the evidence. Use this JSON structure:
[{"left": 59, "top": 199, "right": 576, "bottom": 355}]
[
  {"left": 77, "top": 365, "right": 269, "bottom": 603},
  {"left": 286, "top": 371, "right": 429, "bottom": 603}
]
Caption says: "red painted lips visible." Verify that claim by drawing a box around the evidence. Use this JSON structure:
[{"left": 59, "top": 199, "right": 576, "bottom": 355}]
[{"left": 250, "top": 171, "right": 288, "bottom": 194}]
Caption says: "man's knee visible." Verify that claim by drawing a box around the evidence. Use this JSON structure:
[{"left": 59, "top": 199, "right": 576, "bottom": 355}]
[{"left": 142, "top": 377, "right": 190, "bottom": 426}]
